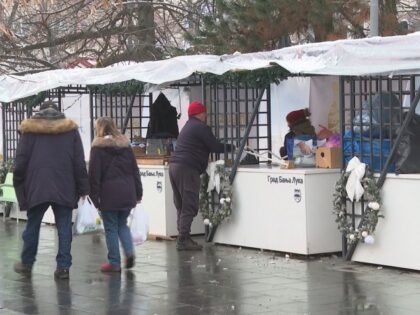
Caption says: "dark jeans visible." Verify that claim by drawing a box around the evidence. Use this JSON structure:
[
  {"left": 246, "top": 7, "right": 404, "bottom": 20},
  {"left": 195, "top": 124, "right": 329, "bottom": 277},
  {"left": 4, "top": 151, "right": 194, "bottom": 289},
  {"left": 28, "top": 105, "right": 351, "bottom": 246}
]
[
  {"left": 101, "top": 210, "right": 133, "bottom": 266},
  {"left": 169, "top": 163, "right": 200, "bottom": 237},
  {"left": 22, "top": 203, "right": 73, "bottom": 269}
]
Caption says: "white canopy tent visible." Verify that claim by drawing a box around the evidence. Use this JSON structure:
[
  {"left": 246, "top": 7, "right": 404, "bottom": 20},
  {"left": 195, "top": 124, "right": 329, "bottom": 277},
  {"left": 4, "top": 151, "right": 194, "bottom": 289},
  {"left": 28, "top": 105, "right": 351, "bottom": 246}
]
[{"left": 1, "top": 32, "right": 420, "bottom": 103}]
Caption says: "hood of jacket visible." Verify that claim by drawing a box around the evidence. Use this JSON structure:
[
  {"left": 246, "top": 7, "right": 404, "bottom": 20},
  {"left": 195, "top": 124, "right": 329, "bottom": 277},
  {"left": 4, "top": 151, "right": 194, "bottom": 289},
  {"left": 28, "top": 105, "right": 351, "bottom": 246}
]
[
  {"left": 92, "top": 135, "right": 131, "bottom": 149},
  {"left": 19, "top": 118, "right": 78, "bottom": 134}
]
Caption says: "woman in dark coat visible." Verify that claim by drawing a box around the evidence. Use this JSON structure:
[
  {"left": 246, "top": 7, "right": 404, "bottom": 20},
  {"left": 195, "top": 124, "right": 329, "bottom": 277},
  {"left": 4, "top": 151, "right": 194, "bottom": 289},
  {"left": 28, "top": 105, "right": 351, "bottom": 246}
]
[
  {"left": 89, "top": 117, "right": 142, "bottom": 272},
  {"left": 13, "top": 101, "right": 89, "bottom": 280}
]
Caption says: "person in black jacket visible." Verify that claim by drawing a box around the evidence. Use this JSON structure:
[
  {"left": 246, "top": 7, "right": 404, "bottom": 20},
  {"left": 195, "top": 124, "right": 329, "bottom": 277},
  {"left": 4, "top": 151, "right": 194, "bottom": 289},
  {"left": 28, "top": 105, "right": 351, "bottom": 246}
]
[
  {"left": 170, "top": 101, "right": 233, "bottom": 251},
  {"left": 89, "top": 117, "right": 142, "bottom": 272},
  {"left": 13, "top": 101, "right": 89, "bottom": 280}
]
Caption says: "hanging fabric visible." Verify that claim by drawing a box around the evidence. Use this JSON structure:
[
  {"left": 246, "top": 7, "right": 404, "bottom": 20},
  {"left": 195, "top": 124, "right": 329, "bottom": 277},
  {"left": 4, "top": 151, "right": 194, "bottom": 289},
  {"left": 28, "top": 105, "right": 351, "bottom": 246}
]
[{"left": 146, "top": 93, "right": 179, "bottom": 138}]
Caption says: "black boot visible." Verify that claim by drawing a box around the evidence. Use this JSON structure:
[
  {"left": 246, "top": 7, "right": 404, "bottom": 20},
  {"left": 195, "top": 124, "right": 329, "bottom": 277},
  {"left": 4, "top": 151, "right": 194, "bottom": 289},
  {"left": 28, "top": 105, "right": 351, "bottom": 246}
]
[
  {"left": 54, "top": 268, "right": 70, "bottom": 280},
  {"left": 176, "top": 236, "right": 203, "bottom": 251},
  {"left": 13, "top": 262, "right": 33, "bottom": 276}
]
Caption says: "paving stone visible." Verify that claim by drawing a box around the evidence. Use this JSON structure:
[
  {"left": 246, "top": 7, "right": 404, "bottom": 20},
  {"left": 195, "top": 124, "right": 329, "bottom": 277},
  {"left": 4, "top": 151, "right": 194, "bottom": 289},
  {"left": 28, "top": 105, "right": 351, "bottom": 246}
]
[{"left": 0, "top": 219, "right": 418, "bottom": 314}]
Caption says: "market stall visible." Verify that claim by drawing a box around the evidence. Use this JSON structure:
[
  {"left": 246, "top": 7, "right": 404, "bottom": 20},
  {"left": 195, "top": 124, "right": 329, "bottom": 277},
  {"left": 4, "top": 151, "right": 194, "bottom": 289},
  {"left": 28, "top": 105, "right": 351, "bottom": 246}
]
[
  {"left": 213, "top": 166, "right": 341, "bottom": 255},
  {"left": 2, "top": 32, "right": 420, "bottom": 269},
  {"left": 139, "top": 164, "right": 204, "bottom": 237},
  {"left": 352, "top": 173, "right": 420, "bottom": 270}
]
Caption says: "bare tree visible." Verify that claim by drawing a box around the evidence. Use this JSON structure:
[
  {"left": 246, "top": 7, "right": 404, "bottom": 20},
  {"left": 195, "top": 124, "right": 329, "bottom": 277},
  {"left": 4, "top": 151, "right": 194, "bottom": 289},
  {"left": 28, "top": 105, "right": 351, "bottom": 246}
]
[
  {"left": 0, "top": 0, "right": 204, "bottom": 74},
  {"left": 0, "top": 0, "right": 418, "bottom": 75}
]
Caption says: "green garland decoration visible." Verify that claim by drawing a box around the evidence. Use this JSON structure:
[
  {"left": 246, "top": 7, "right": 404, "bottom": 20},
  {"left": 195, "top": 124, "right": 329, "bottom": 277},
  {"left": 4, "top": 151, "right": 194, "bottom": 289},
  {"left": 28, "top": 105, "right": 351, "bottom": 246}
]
[
  {"left": 0, "top": 159, "right": 14, "bottom": 210},
  {"left": 0, "top": 159, "right": 14, "bottom": 184},
  {"left": 199, "top": 163, "right": 233, "bottom": 226},
  {"left": 16, "top": 92, "right": 46, "bottom": 108},
  {"left": 333, "top": 167, "right": 383, "bottom": 245},
  {"left": 202, "top": 66, "right": 289, "bottom": 88},
  {"left": 88, "top": 80, "right": 145, "bottom": 96}
]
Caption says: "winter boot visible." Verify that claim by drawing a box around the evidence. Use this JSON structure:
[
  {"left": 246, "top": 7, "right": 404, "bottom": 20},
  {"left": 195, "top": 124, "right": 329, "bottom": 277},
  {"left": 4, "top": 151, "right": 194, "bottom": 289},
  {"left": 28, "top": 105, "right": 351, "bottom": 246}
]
[
  {"left": 125, "top": 255, "right": 135, "bottom": 269},
  {"left": 176, "top": 236, "right": 203, "bottom": 251},
  {"left": 100, "top": 263, "right": 121, "bottom": 273},
  {"left": 13, "top": 262, "right": 33, "bottom": 276},
  {"left": 54, "top": 268, "right": 70, "bottom": 280}
]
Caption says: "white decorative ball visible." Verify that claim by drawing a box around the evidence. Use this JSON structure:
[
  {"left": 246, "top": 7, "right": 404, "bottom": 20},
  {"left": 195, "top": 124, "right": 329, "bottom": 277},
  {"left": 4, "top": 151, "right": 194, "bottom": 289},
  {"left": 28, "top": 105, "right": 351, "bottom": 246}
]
[
  {"left": 209, "top": 222, "right": 213, "bottom": 227},
  {"left": 203, "top": 218, "right": 210, "bottom": 225},
  {"left": 368, "top": 202, "right": 380, "bottom": 211},
  {"left": 349, "top": 234, "right": 355, "bottom": 240},
  {"left": 361, "top": 231, "right": 368, "bottom": 238},
  {"left": 225, "top": 197, "right": 231, "bottom": 203},
  {"left": 220, "top": 198, "right": 226, "bottom": 204},
  {"left": 364, "top": 235, "right": 375, "bottom": 244}
]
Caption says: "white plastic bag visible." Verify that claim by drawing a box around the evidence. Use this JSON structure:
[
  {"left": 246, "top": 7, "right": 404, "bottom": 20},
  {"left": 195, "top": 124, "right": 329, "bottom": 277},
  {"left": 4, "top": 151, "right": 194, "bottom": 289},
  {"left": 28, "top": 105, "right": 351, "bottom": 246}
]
[
  {"left": 73, "top": 197, "right": 103, "bottom": 235},
  {"left": 130, "top": 204, "right": 149, "bottom": 245}
]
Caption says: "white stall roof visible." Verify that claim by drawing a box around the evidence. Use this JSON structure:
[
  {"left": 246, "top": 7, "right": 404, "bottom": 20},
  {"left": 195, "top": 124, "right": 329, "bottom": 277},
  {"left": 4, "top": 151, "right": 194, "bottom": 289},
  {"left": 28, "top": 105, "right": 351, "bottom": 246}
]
[{"left": 1, "top": 32, "right": 420, "bottom": 103}]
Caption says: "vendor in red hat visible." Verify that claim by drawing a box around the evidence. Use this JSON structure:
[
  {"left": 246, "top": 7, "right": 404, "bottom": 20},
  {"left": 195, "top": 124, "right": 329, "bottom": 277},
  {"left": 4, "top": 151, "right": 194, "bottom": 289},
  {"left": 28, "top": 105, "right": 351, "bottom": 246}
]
[
  {"left": 280, "top": 108, "right": 316, "bottom": 158},
  {"left": 169, "top": 100, "right": 234, "bottom": 250}
]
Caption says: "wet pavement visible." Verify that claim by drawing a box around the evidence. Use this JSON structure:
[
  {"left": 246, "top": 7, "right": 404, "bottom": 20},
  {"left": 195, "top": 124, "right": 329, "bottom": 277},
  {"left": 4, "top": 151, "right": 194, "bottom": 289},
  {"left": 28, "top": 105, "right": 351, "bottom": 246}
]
[{"left": 0, "top": 221, "right": 420, "bottom": 314}]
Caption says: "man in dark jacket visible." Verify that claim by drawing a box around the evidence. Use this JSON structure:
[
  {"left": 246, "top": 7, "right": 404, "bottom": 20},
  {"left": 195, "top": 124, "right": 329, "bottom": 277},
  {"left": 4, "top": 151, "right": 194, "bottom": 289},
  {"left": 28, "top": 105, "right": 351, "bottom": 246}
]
[
  {"left": 13, "top": 101, "right": 89, "bottom": 280},
  {"left": 170, "top": 101, "right": 233, "bottom": 250}
]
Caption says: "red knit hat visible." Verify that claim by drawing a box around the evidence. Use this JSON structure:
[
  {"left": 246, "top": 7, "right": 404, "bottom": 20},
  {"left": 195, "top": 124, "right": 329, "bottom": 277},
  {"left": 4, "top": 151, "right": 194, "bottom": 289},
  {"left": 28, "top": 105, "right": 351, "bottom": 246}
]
[
  {"left": 286, "top": 108, "right": 310, "bottom": 125},
  {"left": 188, "top": 101, "right": 207, "bottom": 117}
]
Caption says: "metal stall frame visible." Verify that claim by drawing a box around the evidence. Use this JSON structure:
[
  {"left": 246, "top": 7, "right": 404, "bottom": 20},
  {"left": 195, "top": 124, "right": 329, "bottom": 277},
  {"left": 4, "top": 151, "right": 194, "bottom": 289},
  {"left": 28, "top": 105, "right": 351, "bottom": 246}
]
[
  {"left": 339, "top": 75, "right": 420, "bottom": 259},
  {"left": 1, "top": 84, "right": 150, "bottom": 160},
  {"left": 202, "top": 78, "right": 272, "bottom": 183}
]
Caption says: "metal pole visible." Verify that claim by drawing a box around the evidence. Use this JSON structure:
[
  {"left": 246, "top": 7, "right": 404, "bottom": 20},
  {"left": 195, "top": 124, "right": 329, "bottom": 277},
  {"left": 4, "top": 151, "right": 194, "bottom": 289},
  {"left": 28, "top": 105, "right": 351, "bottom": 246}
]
[
  {"left": 89, "top": 91, "right": 95, "bottom": 141},
  {"left": 1, "top": 103, "right": 6, "bottom": 161},
  {"left": 370, "top": 0, "right": 379, "bottom": 37},
  {"left": 229, "top": 88, "right": 266, "bottom": 184},
  {"left": 121, "top": 94, "right": 137, "bottom": 135}
]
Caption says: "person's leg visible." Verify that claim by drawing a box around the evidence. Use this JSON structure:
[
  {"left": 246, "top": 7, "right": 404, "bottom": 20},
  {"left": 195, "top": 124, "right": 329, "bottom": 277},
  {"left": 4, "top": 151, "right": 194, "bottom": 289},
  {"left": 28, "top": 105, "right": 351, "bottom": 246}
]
[
  {"left": 51, "top": 204, "right": 73, "bottom": 280},
  {"left": 176, "top": 167, "right": 202, "bottom": 250},
  {"left": 178, "top": 168, "right": 200, "bottom": 237},
  {"left": 117, "top": 210, "right": 134, "bottom": 269},
  {"left": 169, "top": 164, "right": 183, "bottom": 232},
  {"left": 101, "top": 210, "right": 121, "bottom": 271},
  {"left": 52, "top": 204, "right": 73, "bottom": 269},
  {"left": 19, "top": 203, "right": 50, "bottom": 268}
]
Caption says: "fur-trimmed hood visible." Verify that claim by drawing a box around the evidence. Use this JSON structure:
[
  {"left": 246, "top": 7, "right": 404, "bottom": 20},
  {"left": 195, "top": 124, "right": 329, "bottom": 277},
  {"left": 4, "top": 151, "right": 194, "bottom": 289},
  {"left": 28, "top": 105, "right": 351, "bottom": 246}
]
[
  {"left": 92, "top": 135, "right": 130, "bottom": 148},
  {"left": 19, "top": 118, "right": 78, "bottom": 134}
]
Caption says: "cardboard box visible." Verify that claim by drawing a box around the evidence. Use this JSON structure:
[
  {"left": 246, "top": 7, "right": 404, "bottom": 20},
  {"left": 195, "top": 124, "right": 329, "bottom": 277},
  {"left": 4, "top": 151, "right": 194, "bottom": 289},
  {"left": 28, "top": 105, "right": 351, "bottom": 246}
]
[{"left": 316, "top": 147, "right": 342, "bottom": 169}]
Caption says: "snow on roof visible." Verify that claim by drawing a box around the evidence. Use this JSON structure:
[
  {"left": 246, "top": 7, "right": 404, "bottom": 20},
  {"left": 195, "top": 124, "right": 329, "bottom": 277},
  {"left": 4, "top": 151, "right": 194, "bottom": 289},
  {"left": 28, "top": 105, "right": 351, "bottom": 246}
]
[{"left": 1, "top": 32, "right": 420, "bottom": 103}]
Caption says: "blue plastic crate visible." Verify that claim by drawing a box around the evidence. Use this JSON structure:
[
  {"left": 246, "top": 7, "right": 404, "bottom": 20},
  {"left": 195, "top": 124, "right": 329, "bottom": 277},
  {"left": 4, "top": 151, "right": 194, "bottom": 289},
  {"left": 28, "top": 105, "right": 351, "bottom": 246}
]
[{"left": 343, "top": 131, "right": 395, "bottom": 172}]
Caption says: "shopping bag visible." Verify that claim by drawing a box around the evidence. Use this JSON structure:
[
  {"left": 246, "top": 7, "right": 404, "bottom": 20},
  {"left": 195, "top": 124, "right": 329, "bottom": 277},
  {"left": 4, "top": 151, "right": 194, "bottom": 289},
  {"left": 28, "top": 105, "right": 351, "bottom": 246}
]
[
  {"left": 73, "top": 197, "right": 103, "bottom": 235},
  {"left": 130, "top": 204, "right": 149, "bottom": 245}
]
